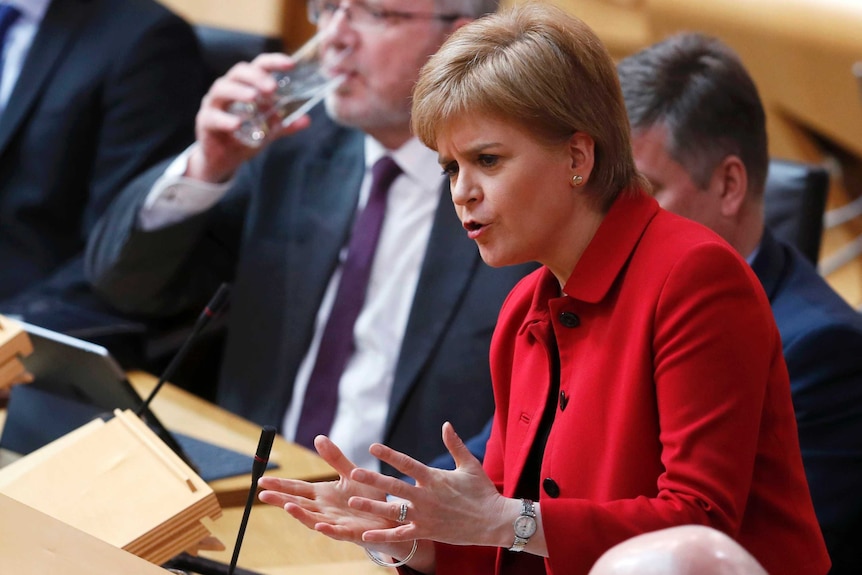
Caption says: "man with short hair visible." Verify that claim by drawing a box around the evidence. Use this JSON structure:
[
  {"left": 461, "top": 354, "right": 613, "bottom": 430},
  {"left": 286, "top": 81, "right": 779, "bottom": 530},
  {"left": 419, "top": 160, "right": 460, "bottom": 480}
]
[
  {"left": 87, "top": 0, "right": 532, "bottom": 472},
  {"left": 618, "top": 32, "right": 862, "bottom": 573}
]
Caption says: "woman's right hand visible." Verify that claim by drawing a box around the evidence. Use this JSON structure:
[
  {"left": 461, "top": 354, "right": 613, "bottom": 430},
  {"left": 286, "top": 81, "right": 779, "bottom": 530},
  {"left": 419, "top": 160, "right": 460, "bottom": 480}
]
[
  {"left": 186, "top": 53, "right": 311, "bottom": 184},
  {"left": 258, "top": 435, "right": 421, "bottom": 564}
]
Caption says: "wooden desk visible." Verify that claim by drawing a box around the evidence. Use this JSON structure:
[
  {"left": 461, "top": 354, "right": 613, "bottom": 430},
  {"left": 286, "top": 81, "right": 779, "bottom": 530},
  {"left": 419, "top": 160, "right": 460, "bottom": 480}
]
[
  {"left": 1, "top": 492, "right": 171, "bottom": 575},
  {"left": 127, "top": 371, "right": 338, "bottom": 507},
  {"left": 1, "top": 376, "right": 386, "bottom": 573},
  {"left": 199, "top": 504, "right": 388, "bottom": 575}
]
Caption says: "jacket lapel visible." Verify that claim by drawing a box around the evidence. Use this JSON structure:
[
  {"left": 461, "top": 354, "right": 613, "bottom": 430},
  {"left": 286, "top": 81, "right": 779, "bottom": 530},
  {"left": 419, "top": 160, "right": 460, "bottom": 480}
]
[
  {"left": 386, "top": 181, "right": 479, "bottom": 429},
  {"left": 0, "top": 0, "right": 92, "bottom": 155},
  {"left": 282, "top": 131, "right": 365, "bottom": 338}
]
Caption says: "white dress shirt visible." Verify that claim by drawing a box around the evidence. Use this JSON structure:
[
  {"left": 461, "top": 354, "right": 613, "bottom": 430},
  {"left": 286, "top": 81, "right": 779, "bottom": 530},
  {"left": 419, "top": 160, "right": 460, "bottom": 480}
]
[
  {"left": 140, "top": 136, "right": 442, "bottom": 470},
  {"left": 0, "top": 0, "right": 50, "bottom": 111}
]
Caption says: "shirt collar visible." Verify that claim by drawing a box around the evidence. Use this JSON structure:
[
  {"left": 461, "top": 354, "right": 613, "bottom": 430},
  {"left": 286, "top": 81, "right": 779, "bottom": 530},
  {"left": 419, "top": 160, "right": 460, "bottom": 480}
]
[
  {"left": 8, "top": 0, "right": 51, "bottom": 23},
  {"left": 364, "top": 135, "right": 441, "bottom": 193}
]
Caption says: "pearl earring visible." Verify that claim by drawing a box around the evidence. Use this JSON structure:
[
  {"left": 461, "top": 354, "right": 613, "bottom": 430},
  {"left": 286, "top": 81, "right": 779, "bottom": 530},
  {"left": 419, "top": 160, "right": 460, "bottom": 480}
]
[{"left": 571, "top": 174, "right": 584, "bottom": 187}]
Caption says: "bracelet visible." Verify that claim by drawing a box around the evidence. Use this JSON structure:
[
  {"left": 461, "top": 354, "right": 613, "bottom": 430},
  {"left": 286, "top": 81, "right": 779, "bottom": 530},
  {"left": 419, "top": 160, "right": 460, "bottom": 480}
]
[{"left": 364, "top": 540, "right": 418, "bottom": 568}]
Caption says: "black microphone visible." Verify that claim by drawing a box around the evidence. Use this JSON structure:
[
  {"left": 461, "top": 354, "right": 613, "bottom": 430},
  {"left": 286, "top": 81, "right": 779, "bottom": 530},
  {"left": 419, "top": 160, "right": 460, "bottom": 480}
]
[
  {"left": 135, "top": 283, "right": 231, "bottom": 470},
  {"left": 228, "top": 425, "right": 277, "bottom": 575}
]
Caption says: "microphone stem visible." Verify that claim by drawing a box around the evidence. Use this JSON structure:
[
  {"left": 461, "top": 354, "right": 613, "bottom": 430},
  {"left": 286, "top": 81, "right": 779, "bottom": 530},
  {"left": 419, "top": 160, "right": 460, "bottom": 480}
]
[
  {"left": 228, "top": 426, "right": 276, "bottom": 575},
  {"left": 136, "top": 321, "right": 205, "bottom": 417},
  {"left": 228, "top": 477, "right": 258, "bottom": 575},
  {"left": 133, "top": 283, "right": 231, "bottom": 472}
]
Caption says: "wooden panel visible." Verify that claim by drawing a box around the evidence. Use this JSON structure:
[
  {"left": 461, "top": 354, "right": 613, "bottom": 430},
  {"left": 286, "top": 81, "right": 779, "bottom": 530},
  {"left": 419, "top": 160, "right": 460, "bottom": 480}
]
[
  {"left": 506, "top": 0, "right": 651, "bottom": 59},
  {"left": 0, "top": 493, "right": 169, "bottom": 575},
  {"left": 157, "top": 0, "right": 288, "bottom": 37},
  {"left": 128, "top": 371, "right": 338, "bottom": 508}
]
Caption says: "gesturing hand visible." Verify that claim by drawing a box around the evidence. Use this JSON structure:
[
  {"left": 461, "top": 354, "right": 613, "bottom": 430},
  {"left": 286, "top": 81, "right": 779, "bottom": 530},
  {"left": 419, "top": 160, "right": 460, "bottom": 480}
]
[
  {"left": 347, "top": 422, "right": 514, "bottom": 549},
  {"left": 258, "top": 435, "right": 392, "bottom": 543}
]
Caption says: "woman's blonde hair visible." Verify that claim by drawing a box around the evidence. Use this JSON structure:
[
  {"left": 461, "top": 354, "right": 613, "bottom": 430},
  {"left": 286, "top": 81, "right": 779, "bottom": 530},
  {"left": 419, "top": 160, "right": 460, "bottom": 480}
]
[{"left": 412, "top": 2, "right": 643, "bottom": 207}]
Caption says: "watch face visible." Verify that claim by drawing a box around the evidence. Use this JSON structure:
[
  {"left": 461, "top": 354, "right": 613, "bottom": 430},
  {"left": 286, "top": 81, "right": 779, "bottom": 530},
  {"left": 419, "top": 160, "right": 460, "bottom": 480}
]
[{"left": 514, "top": 515, "right": 537, "bottom": 538}]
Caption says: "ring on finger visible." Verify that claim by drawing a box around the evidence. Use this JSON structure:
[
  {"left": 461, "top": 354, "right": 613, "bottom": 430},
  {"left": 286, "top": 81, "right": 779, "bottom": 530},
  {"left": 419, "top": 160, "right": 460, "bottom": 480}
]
[{"left": 397, "top": 502, "right": 408, "bottom": 523}]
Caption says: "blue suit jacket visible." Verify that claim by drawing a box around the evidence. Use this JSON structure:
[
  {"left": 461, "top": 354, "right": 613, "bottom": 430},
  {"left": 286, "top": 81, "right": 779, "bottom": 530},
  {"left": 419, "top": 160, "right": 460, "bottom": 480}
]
[
  {"left": 752, "top": 227, "right": 862, "bottom": 574},
  {"left": 0, "top": 0, "right": 205, "bottom": 328},
  {"left": 87, "top": 107, "right": 536, "bottom": 470}
]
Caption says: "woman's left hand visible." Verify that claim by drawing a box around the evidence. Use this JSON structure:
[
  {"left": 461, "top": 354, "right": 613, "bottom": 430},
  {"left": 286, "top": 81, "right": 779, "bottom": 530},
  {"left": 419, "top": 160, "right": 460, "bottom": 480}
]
[{"left": 348, "top": 422, "right": 516, "bottom": 548}]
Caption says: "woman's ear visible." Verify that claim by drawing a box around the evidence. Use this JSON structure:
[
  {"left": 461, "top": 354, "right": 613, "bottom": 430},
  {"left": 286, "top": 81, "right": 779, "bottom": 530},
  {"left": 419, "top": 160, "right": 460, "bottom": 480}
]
[{"left": 569, "top": 131, "right": 596, "bottom": 183}]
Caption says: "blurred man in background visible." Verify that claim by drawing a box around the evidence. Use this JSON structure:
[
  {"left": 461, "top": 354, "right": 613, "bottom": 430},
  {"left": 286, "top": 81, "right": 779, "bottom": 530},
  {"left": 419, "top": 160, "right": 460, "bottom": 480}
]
[
  {"left": 619, "top": 32, "right": 862, "bottom": 573},
  {"left": 86, "top": 0, "right": 534, "bottom": 472}
]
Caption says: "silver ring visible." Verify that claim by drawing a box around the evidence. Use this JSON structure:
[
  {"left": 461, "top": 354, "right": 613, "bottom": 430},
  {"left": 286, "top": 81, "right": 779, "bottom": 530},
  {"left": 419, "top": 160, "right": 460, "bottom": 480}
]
[{"left": 397, "top": 502, "right": 408, "bottom": 523}]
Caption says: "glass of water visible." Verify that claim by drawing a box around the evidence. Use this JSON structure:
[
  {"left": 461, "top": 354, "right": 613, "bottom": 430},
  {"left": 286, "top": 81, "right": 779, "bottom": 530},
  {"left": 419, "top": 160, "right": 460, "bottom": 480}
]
[{"left": 229, "top": 33, "right": 345, "bottom": 148}]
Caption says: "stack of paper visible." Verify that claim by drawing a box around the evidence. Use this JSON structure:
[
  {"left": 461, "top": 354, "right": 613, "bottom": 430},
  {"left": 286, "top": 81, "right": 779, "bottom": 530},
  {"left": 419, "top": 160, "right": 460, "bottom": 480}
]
[
  {"left": 0, "top": 315, "right": 32, "bottom": 390},
  {"left": 0, "top": 408, "right": 222, "bottom": 565}
]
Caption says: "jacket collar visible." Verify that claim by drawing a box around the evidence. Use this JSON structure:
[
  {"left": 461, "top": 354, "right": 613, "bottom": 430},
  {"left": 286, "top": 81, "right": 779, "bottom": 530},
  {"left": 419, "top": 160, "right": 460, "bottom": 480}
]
[{"left": 521, "top": 189, "right": 658, "bottom": 321}]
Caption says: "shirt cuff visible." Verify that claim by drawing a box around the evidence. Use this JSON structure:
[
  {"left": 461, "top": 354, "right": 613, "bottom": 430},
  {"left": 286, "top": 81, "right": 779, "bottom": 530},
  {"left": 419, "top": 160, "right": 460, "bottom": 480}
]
[{"left": 138, "top": 144, "right": 235, "bottom": 231}]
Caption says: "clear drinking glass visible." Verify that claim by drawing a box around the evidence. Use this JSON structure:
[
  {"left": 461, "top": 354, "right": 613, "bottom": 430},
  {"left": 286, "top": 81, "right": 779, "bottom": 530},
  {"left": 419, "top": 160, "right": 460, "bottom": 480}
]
[{"left": 229, "top": 33, "right": 345, "bottom": 148}]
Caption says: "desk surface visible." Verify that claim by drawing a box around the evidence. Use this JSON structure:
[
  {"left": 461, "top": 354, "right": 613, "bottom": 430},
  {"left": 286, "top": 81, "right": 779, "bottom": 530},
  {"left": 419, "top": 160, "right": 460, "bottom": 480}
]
[
  {"left": 127, "top": 371, "right": 338, "bottom": 507},
  {"left": 201, "top": 503, "right": 387, "bottom": 575}
]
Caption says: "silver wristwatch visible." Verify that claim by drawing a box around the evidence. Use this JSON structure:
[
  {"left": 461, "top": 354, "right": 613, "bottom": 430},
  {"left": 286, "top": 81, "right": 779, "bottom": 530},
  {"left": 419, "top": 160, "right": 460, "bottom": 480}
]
[{"left": 510, "top": 498, "right": 537, "bottom": 552}]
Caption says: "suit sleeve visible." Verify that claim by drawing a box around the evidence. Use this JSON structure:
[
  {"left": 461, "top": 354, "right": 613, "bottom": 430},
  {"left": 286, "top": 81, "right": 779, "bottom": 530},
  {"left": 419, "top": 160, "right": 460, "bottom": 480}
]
[
  {"left": 783, "top": 322, "right": 862, "bottom": 565},
  {"left": 85, "top": 156, "right": 249, "bottom": 317},
  {"left": 81, "top": 10, "right": 206, "bottom": 232}
]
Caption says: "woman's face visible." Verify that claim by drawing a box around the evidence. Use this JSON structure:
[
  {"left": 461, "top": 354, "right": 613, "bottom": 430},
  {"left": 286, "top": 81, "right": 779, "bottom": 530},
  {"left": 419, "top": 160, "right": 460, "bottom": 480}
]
[{"left": 436, "top": 112, "right": 596, "bottom": 279}]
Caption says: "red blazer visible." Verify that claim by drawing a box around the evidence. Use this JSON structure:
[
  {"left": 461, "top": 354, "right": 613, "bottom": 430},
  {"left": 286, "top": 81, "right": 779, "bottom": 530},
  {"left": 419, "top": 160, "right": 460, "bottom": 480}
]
[{"left": 435, "top": 190, "right": 829, "bottom": 574}]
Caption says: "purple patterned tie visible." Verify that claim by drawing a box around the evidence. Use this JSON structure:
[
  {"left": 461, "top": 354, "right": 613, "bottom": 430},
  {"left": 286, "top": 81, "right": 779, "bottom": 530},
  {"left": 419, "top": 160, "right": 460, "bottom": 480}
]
[{"left": 295, "top": 156, "right": 402, "bottom": 448}]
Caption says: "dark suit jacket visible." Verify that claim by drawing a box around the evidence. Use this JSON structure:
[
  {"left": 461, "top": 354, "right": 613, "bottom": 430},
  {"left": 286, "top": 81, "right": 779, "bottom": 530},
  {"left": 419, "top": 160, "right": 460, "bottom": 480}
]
[
  {"left": 86, "top": 107, "right": 536, "bottom": 468},
  {"left": 0, "top": 0, "right": 205, "bottom": 321},
  {"left": 752, "top": 228, "right": 862, "bottom": 574}
]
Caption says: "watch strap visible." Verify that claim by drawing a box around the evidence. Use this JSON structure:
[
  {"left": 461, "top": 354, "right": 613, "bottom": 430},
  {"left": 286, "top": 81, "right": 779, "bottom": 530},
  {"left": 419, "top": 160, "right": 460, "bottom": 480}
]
[{"left": 509, "top": 499, "right": 537, "bottom": 552}]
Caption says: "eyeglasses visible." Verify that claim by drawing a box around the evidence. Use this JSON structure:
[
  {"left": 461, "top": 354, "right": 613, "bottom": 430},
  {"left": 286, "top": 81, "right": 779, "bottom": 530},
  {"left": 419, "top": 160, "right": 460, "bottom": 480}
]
[{"left": 307, "top": 0, "right": 462, "bottom": 30}]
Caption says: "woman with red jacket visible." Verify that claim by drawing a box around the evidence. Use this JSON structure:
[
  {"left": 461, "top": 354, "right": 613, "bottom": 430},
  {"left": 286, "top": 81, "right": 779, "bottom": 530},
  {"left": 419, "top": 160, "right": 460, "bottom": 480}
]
[{"left": 258, "top": 3, "right": 830, "bottom": 574}]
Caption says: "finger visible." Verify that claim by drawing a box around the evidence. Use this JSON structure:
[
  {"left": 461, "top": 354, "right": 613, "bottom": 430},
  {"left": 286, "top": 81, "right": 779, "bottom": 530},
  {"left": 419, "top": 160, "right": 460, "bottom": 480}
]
[
  {"left": 257, "top": 476, "right": 316, "bottom": 499},
  {"left": 197, "top": 106, "right": 242, "bottom": 133},
  {"left": 350, "top": 467, "right": 416, "bottom": 500},
  {"left": 249, "top": 51, "right": 295, "bottom": 70},
  {"left": 361, "top": 525, "right": 420, "bottom": 544},
  {"left": 222, "top": 61, "right": 280, "bottom": 93},
  {"left": 367, "top": 443, "right": 436, "bottom": 486},
  {"left": 204, "top": 77, "right": 261, "bottom": 111},
  {"left": 258, "top": 490, "right": 293, "bottom": 508},
  {"left": 442, "top": 421, "right": 481, "bottom": 469},
  {"left": 315, "top": 522, "right": 366, "bottom": 543},
  {"left": 258, "top": 490, "right": 319, "bottom": 513},
  {"left": 348, "top": 496, "right": 409, "bottom": 524},
  {"left": 314, "top": 435, "right": 359, "bottom": 477},
  {"left": 284, "top": 502, "right": 331, "bottom": 531}
]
